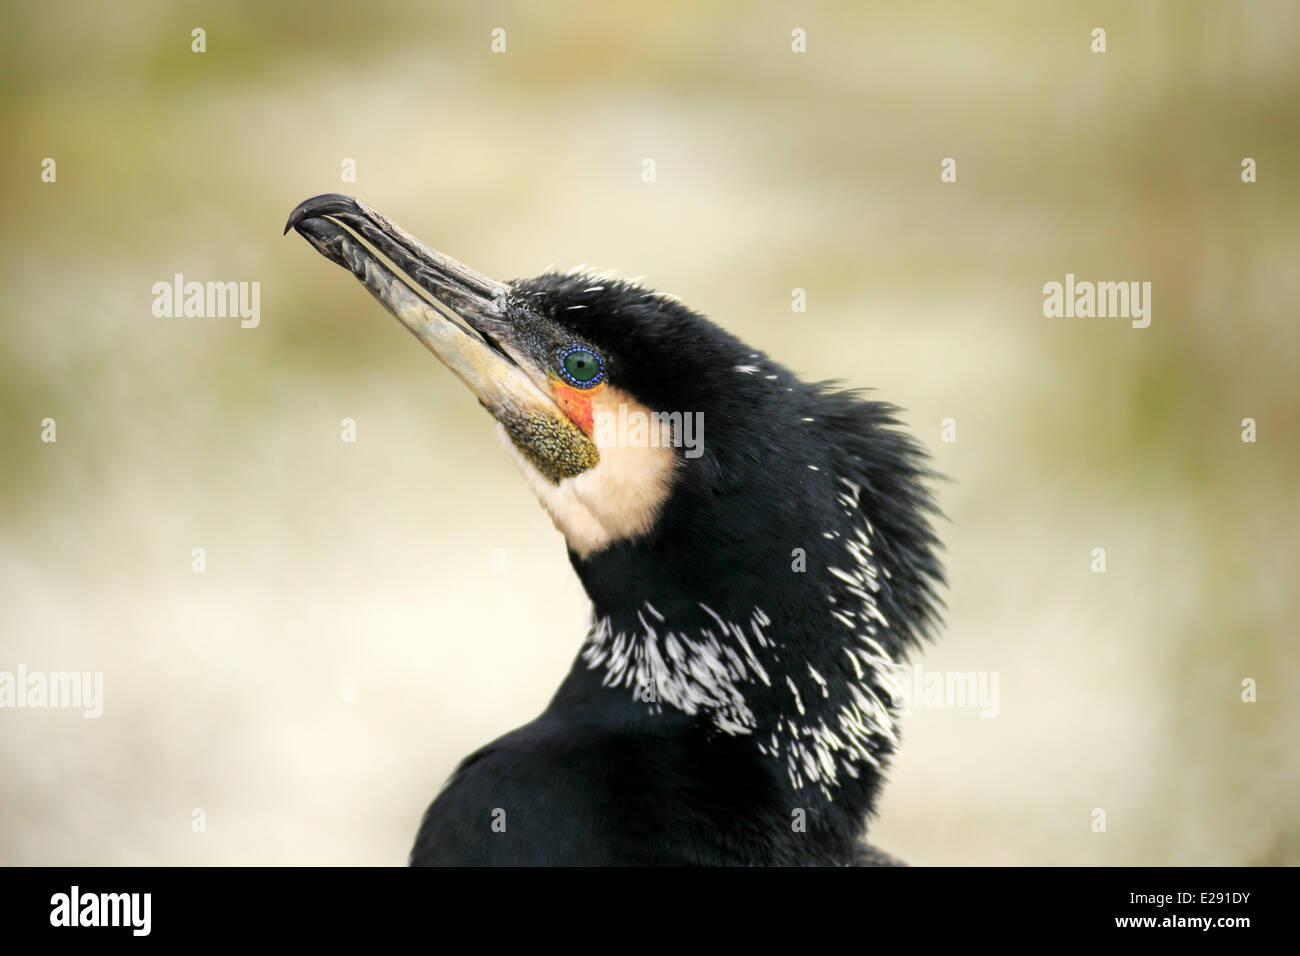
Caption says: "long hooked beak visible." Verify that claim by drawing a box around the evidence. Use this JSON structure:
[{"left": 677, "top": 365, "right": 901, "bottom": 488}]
[{"left": 285, "top": 194, "right": 598, "bottom": 483}]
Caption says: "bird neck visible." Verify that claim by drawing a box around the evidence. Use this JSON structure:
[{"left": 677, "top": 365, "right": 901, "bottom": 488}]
[
  {"left": 554, "top": 530, "right": 904, "bottom": 820},
  {"left": 546, "top": 398, "right": 942, "bottom": 833}
]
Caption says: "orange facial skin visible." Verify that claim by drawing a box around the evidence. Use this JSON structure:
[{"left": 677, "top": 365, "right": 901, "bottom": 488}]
[{"left": 550, "top": 377, "right": 605, "bottom": 437}]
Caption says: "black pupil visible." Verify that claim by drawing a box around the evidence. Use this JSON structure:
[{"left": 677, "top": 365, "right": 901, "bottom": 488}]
[{"left": 565, "top": 350, "right": 599, "bottom": 382}]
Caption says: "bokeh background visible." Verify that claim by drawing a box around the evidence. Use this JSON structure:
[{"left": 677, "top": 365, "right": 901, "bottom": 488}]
[{"left": 2, "top": 0, "right": 1296, "bottom": 865}]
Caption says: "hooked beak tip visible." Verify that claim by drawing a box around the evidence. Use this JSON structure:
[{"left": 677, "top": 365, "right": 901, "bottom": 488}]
[{"left": 284, "top": 193, "right": 362, "bottom": 237}]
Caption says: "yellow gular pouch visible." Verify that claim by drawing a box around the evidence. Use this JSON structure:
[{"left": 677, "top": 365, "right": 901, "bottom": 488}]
[
  {"left": 501, "top": 382, "right": 681, "bottom": 559},
  {"left": 496, "top": 407, "right": 601, "bottom": 485}
]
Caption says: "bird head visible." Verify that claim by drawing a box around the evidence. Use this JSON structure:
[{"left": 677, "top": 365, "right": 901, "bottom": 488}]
[{"left": 287, "top": 194, "right": 944, "bottom": 802}]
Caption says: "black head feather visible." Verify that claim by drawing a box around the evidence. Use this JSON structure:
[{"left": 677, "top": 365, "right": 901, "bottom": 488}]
[
  {"left": 417, "top": 271, "right": 945, "bottom": 864},
  {"left": 512, "top": 272, "right": 945, "bottom": 800},
  {"left": 285, "top": 195, "right": 945, "bottom": 863}
]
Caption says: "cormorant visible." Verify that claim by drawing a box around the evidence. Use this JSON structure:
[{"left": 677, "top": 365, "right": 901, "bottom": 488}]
[{"left": 285, "top": 194, "right": 945, "bottom": 866}]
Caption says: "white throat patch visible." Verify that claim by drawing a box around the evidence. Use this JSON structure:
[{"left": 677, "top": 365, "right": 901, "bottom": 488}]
[{"left": 499, "top": 385, "right": 679, "bottom": 558}]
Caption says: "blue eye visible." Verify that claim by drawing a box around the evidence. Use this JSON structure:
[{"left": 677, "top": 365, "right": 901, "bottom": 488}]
[{"left": 557, "top": 346, "right": 604, "bottom": 387}]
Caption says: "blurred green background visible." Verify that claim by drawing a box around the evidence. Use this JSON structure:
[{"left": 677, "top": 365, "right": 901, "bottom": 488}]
[{"left": 1, "top": 0, "right": 1297, "bottom": 865}]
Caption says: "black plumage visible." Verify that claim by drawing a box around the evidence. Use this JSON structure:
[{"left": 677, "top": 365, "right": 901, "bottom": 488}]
[
  {"left": 409, "top": 275, "right": 944, "bottom": 865},
  {"left": 285, "top": 195, "right": 944, "bottom": 866}
]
